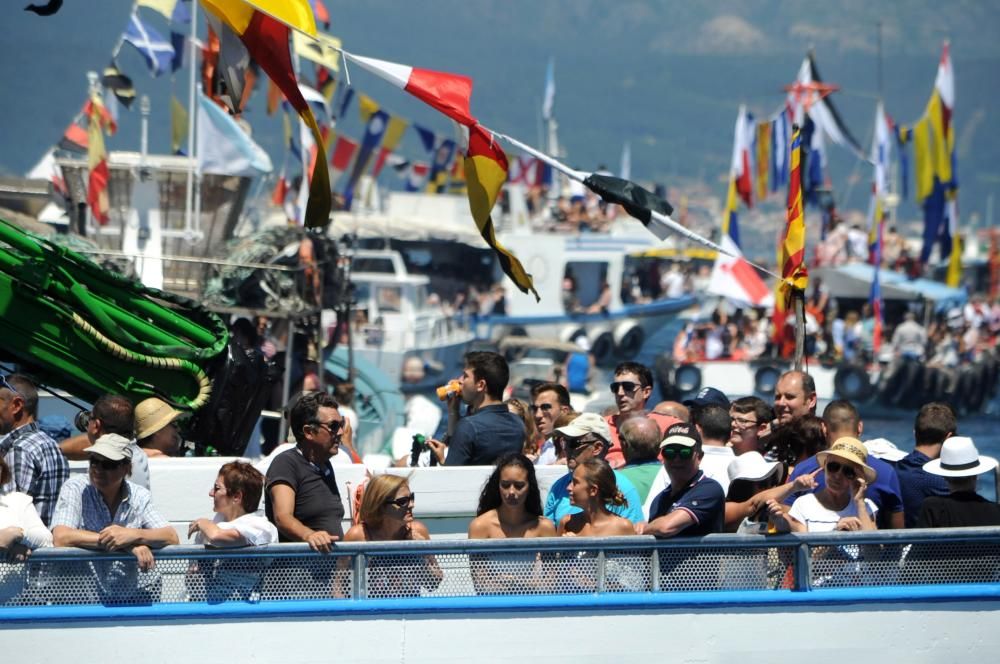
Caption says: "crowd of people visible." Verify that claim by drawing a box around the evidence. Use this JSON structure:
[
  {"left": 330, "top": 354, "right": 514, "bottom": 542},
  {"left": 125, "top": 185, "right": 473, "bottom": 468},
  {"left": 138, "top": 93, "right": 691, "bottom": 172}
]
[{"left": 1, "top": 349, "right": 998, "bottom": 601}]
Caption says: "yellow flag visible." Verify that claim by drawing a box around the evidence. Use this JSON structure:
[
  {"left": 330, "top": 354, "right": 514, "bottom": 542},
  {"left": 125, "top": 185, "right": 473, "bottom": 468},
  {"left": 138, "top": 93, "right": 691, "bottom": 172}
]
[
  {"left": 203, "top": 0, "right": 317, "bottom": 37},
  {"left": 137, "top": 0, "right": 177, "bottom": 20},
  {"left": 293, "top": 30, "right": 342, "bottom": 72},
  {"left": 357, "top": 93, "right": 380, "bottom": 123},
  {"left": 946, "top": 230, "right": 962, "bottom": 287},
  {"left": 170, "top": 95, "right": 188, "bottom": 154},
  {"left": 381, "top": 116, "right": 409, "bottom": 153}
]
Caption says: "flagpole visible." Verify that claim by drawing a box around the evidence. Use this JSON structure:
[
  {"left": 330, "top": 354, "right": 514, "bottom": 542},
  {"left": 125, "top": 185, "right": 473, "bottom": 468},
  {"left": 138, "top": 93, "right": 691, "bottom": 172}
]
[{"left": 183, "top": 0, "right": 198, "bottom": 236}]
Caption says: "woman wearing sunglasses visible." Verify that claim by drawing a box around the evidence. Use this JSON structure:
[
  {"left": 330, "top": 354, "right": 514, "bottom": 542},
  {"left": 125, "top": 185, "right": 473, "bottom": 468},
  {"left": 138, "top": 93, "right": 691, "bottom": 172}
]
[
  {"left": 767, "top": 437, "right": 878, "bottom": 533},
  {"left": 337, "top": 474, "right": 442, "bottom": 597}
]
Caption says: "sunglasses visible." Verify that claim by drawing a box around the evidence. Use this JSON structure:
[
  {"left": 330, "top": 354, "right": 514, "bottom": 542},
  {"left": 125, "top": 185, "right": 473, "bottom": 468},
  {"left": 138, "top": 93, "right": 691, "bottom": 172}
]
[
  {"left": 661, "top": 446, "right": 694, "bottom": 461},
  {"left": 385, "top": 493, "right": 416, "bottom": 509},
  {"left": 313, "top": 420, "right": 343, "bottom": 437},
  {"left": 0, "top": 375, "right": 22, "bottom": 399},
  {"left": 610, "top": 381, "right": 642, "bottom": 395},
  {"left": 89, "top": 456, "right": 127, "bottom": 471},
  {"left": 529, "top": 403, "right": 554, "bottom": 415},
  {"left": 825, "top": 461, "right": 857, "bottom": 480}
]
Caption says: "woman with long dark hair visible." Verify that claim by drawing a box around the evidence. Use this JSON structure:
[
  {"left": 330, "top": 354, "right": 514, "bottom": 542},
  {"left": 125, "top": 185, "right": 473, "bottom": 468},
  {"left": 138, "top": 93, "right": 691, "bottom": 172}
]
[
  {"left": 468, "top": 453, "right": 555, "bottom": 539},
  {"left": 468, "top": 453, "right": 555, "bottom": 595}
]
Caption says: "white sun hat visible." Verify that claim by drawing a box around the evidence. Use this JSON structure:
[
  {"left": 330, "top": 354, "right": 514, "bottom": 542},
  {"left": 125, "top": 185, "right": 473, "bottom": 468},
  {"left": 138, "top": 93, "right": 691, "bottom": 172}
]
[{"left": 923, "top": 436, "right": 998, "bottom": 478}]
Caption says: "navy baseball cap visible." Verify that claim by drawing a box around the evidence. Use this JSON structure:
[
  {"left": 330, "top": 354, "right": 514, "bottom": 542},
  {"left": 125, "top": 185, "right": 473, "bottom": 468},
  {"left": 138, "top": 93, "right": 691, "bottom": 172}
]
[{"left": 683, "top": 387, "right": 730, "bottom": 410}]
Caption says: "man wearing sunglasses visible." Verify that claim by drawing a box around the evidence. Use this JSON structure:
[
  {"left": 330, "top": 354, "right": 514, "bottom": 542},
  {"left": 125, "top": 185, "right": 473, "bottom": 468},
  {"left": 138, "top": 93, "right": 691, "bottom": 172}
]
[
  {"left": 58, "top": 394, "right": 150, "bottom": 491},
  {"left": 265, "top": 392, "right": 346, "bottom": 552},
  {"left": 530, "top": 383, "right": 572, "bottom": 465},
  {"left": 641, "top": 423, "right": 725, "bottom": 538},
  {"left": 0, "top": 374, "right": 68, "bottom": 526},
  {"left": 542, "top": 413, "right": 644, "bottom": 526},
  {"left": 605, "top": 362, "right": 678, "bottom": 469}
]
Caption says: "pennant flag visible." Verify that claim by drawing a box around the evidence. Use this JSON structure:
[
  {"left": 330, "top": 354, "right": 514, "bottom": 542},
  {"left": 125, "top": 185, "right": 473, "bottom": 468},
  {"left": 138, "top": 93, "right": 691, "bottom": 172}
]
[
  {"left": 403, "top": 161, "right": 430, "bottom": 192},
  {"left": 770, "top": 105, "right": 792, "bottom": 191},
  {"left": 426, "top": 138, "right": 457, "bottom": 193},
  {"left": 293, "top": 30, "right": 341, "bottom": 72},
  {"left": 102, "top": 63, "right": 136, "bottom": 109},
  {"left": 122, "top": 11, "right": 175, "bottom": 77},
  {"left": 271, "top": 170, "right": 290, "bottom": 206},
  {"left": 721, "top": 177, "right": 741, "bottom": 248},
  {"left": 27, "top": 148, "right": 67, "bottom": 195},
  {"left": 583, "top": 173, "right": 675, "bottom": 239},
  {"left": 266, "top": 77, "right": 282, "bottom": 115},
  {"left": 335, "top": 86, "right": 355, "bottom": 120},
  {"left": 86, "top": 92, "right": 113, "bottom": 225},
  {"left": 203, "top": 0, "right": 330, "bottom": 227},
  {"left": 775, "top": 126, "right": 809, "bottom": 311},
  {"left": 203, "top": 12, "right": 252, "bottom": 114},
  {"left": 371, "top": 115, "right": 409, "bottom": 177},
  {"left": 316, "top": 65, "right": 336, "bottom": 102},
  {"left": 867, "top": 101, "right": 892, "bottom": 260},
  {"left": 357, "top": 92, "right": 380, "bottom": 123},
  {"left": 730, "top": 105, "right": 755, "bottom": 207},
  {"left": 137, "top": 0, "right": 177, "bottom": 20},
  {"left": 619, "top": 141, "right": 631, "bottom": 182},
  {"left": 170, "top": 29, "right": 186, "bottom": 72},
  {"left": 755, "top": 121, "right": 771, "bottom": 201},
  {"left": 329, "top": 135, "right": 358, "bottom": 189},
  {"left": 343, "top": 110, "right": 388, "bottom": 208},
  {"left": 542, "top": 57, "right": 555, "bottom": 121},
  {"left": 343, "top": 51, "right": 476, "bottom": 126},
  {"left": 708, "top": 235, "right": 773, "bottom": 307},
  {"left": 915, "top": 42, "right": 959, "bottom": 266},
  {"left": 171, "top": 0, "right": 191, "bottom": 25},
  {"left": 59, "top": 118, "right": 88, "bottom": 153},
  {"left": 946, "top": 226, "right": 962, "bottom": 287},
  {"left": 196, "top": 90, "right": 272, "bottom": 176},
  {"left": 309, "top": 0, "right": 330, "bottom": 29},
  {"left": 788, "top": 53, "right": 864, "bottom": 158},
  {"left": 170, "top": 94, "right": 188, "bottom": 154},
  {"left": 464, "top": 124, "right": 538, "bottom": 299},
  {"left": 870, "top": 219, "right": 884, "bottom": 355}
]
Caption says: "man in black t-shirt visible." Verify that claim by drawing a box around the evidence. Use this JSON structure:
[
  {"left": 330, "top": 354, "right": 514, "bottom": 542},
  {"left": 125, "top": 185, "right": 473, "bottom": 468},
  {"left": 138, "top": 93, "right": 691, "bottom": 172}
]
[{"left": 265, "top": 392, "right": 345, "bottom": 551}]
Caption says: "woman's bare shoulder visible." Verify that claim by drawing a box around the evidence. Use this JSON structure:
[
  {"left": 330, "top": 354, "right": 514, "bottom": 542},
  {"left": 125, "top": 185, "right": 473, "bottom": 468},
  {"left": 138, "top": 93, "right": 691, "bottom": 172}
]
[
  {"left": 532, "top": 516, "right": 557, "bottom": 537},
  {"left": 343, "top": 524, "right": 368, "bottom": 542}
]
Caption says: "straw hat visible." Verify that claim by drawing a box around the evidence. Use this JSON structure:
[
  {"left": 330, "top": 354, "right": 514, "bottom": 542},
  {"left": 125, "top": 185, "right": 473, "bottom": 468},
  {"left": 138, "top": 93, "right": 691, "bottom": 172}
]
[
  {"left": 816, "top": 437, "right": 877, "bottom": 483},
  {"left": 923, "top": 436, "right": 998, "bottom": 478},
  {"left": 134, "top": 397, "right": 183, "bottom": 440}
]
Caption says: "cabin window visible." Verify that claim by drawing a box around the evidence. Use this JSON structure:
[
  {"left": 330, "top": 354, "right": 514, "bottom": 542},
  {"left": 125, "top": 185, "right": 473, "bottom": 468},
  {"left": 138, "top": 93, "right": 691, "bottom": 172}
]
[
  {"left": 377, "top": 286, "right": 402, "bottom": 312},
  {"left": 353, "top": 257, "right": 396, "bottom": 274}
]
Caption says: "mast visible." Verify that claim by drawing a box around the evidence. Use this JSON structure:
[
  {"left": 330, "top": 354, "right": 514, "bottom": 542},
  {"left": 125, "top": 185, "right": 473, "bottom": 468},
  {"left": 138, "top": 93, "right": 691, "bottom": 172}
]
[{"left": 183, "top": 0, "right": 199, "bottom": 236}]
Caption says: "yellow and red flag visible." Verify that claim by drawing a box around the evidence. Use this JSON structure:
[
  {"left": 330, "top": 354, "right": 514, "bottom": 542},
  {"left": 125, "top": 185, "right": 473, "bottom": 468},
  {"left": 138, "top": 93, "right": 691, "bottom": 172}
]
[
  {"left": 202, "top": 0, "right": 330, "bottom": 227},
  {"left": 85, "top": 92, "right": 115, "bottom": 225},
  {"left": 775, "top": 126, "right": 809, "bottom": 311},
  {"left": 464, "top": 125, "right": 537, "bottom": 300}
]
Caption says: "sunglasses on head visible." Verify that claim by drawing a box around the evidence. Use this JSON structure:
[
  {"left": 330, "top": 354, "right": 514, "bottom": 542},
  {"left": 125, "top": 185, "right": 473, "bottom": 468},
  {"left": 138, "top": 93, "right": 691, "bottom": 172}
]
[
  {"left": 89, "top": 456, "right": 127, "bottom": 471},
  {"left": 529, "top": 403, "right": 554, "bottom": 415},
  {"left": 610, "top": 381, "right": 642, "bottom": 395},
  {"left": 0, "top": 375, "right": 23, "bottom": 399},
  {"left": 661, "top": 446, "right": 694, "bottom": 461},
  {"left": 825, "top": 461, "right": 857, "bottom": 480},
  {"left": 385, "top": 493, "right": 416, "bottom": 509}
]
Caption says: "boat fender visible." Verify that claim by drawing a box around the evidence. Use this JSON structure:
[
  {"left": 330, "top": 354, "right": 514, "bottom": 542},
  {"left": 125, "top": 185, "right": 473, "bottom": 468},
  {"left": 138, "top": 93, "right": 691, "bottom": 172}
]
[
  {"left": 982, "top": 352, "right": 999, "bottom": 398},
  {"left": 560, "top": 325, "right": 586, "bottom": 345},
  {"left": 833, "top": 365, "right": 874, "bottom": 402},
  {"left": 954, "top": 365, "right": 979, "bottom": 414},
  {"left": 612, "top": 320, "right": 645, "bottom": 360},
  {"left": 965, "top": 363, "right": 986, "bottom": 412},
  {"left": 674, "top": 363, "right": 702, "bottom": 394},
  {"left": 753, "top": 365, "right": 781, "bottom": 396},
  {"left": 589, "top": 329, "right": 615, "bottom": 367},
  {"left": 654, "top": 355, "right": 677, "bottom": 399}
]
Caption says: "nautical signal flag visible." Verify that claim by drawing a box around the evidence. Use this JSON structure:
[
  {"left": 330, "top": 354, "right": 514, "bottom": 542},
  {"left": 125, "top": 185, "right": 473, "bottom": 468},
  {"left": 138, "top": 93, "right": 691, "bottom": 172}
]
[
  {"left": 122, "top": 11, "right": 176, "bottom": 77},
  {"left": 775, "top": 126, "right": 809, "bottom": 310},
  {"left": 202, "top": 0, "right": 330, "bottom": 227},
  {"left": 707, "top": 235, "right": 772, "bottom": 307},
  {"left": 464, "top": 125, "right": 538, "bottom": 300},
  {"left": 730, "top": 105, "right": 755, "bottom": 208},
  {"left": 721, "top": 177, "right": 740, "bottom": 248},
  {"left": 86, "top": 92, "right": 114, "bottom": 225},
  {"left": 102, "top": 64, "right": 136, "bottom": 109},
  {"left": 343, "top": 52, "right": 477, "bottom": 127}
]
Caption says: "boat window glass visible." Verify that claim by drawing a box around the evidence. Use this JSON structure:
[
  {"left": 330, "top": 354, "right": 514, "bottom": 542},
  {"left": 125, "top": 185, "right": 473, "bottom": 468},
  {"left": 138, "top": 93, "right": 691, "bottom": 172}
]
[
  {"left": 353, "top": 282, "right": 371, "bottom": 305},
  {"left": 565, "top": 261, "right": 609, "bottom": 308},
  {"left": 353, "top": 257, "right": 396, "bottom": 274},
  {"left": 377, "top": 286, "right": 403, "bottom": 312}
]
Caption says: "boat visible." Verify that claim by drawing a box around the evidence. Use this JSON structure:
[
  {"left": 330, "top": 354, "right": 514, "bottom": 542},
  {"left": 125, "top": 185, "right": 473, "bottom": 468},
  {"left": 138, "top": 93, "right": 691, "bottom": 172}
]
[{"left": 2, "top": 456, "right": 998, "bottom": 661}]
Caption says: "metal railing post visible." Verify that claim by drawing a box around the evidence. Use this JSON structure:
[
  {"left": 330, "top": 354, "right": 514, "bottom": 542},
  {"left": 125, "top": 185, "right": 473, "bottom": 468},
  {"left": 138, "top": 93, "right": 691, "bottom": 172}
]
[
  {"left": 794, "top": 543, "right": 812, "bottom": 591},
  {"left": 596, "top": 550, "right": 606, "bottom": 593},
  {"left": 651, "top": 548, "right": 660, "bottom": 592},
  {"left": 352, "top": 553, "right": 366, "bottom": 600}
]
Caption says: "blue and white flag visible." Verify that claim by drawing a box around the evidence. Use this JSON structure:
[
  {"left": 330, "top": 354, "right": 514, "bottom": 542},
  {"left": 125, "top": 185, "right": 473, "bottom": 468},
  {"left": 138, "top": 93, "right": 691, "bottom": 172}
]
[
  {"left": 542, "top": 58, "right": 555, "bottom": 121},
  {"left": 196, "top": 91, "right": 272, "bottom": 177},
  {"left": 123, "top": 12, "right": 175, "bottom": 77}
]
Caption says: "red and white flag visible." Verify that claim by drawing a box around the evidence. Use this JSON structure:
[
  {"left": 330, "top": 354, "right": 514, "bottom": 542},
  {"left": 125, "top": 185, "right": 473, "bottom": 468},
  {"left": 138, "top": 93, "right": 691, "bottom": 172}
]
[
  {"left": 343, "top": 52, "right": 476, "bottom": 126},
  {"left": 707, "top": 235, "right": 773, "bottom": 307},
  {"left": 730, "top": 104, "right": 755, "bottom": 208}
]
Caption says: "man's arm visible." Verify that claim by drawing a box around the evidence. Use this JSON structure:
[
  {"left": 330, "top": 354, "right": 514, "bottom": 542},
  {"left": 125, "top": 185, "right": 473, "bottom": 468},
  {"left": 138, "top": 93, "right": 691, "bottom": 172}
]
[
  {"left": 52, "top": 525, "right": 102, "bottom": 549},
  {"left": 59, "top": 434, "right": 92, "bottom": 461},
  {"left": 443, "top": 420, "right": 473, "bottom": 466},
  {"left": 641, "top": 509, "right": 696, "bottom": 538},
  {"left": 269, "top": 483, "right": 337, "bottom": 552}
]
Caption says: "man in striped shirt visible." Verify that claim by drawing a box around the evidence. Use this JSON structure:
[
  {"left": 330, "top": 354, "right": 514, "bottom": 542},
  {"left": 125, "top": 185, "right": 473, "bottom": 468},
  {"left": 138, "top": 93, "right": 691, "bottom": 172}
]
[{"left": 0, "top": 374, "right": 69, "bottom": 526}]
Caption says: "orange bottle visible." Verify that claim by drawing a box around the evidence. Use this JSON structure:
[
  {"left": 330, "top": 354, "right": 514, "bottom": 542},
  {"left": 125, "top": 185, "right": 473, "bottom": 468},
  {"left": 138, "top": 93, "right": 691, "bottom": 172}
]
[{"left": 436, "top": 379, "right": 461, "bottom": 401}]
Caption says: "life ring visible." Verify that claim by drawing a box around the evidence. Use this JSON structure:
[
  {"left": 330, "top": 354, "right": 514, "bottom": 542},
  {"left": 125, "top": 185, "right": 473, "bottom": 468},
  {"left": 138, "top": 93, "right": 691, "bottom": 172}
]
[
  {"left": 613, "top": 320, "right": 645, "bottom": 360},
  {"left": 753, "top": 365, "right": 781, "bottom": 397},
  {"left": 654, "top": 355, "right": 677, "bottom": 399},
  {"left": 674, "top": 363, "right": 702, "bottom": 394},
  {"left": 834, "top": 365, "right": 874, "bottom": 402},
  {"left": 589, "top": 328, "right": 615, "bottom": 367}
]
